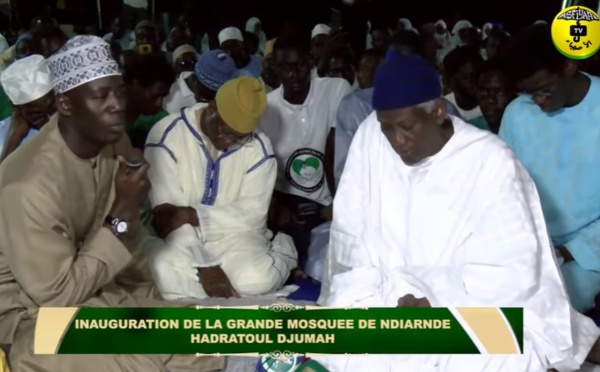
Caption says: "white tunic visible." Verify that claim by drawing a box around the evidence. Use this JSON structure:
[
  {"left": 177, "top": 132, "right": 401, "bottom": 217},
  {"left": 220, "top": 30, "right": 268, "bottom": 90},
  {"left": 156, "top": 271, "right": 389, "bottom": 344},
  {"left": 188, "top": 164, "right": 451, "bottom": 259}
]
[
  {"left": 318, "top": 113, "right": 600, "bottom": 371},
  {"left": 145, "top": 105, "right": 298, "bottom": 300},
  {"left": 259, "top": 78, "right": 352, "bottom": 206},
  {"left": 163, "top": 72, "right": 196, "bottom": 115}
]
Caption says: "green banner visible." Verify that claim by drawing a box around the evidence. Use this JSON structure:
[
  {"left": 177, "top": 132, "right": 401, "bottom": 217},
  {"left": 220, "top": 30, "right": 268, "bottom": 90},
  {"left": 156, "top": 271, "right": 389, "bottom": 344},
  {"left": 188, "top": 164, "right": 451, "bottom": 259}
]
[{"left": 49, "top": 305, "right": 523, "bottom": 355}]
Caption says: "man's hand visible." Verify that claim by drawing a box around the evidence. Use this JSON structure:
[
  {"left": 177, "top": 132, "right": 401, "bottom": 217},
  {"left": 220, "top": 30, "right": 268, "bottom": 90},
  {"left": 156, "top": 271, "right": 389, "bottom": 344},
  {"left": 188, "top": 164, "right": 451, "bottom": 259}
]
[
  {"left": 197, "top": 266, "right": 240, "bottom": 298},
  {"left": 321, "top": 204, "right": 333, "bottom": 221},
  {"left": 110, "top": 155, "right": 150, "bottom": 222},
  {"left": 397, "top": 294, "right": 431, "bottom": 308},
  {"left": 152, "top": 203, "right": 198, "bottom": 239}
]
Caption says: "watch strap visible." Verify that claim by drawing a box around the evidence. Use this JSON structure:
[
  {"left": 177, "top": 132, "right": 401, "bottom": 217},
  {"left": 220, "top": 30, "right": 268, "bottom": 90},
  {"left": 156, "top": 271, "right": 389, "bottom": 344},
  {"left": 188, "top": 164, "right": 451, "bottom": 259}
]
[
  {"left": 105, "top": 215, "right": 118, "bottom": 226},
  {"left": 104, "top": 215, "right": 127, "bottom": 236}
]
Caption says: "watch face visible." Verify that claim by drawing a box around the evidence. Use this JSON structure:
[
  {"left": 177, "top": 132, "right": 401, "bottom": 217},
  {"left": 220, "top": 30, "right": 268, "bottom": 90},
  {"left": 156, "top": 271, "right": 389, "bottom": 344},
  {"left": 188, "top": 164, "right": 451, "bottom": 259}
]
[{"left": 116, "top": 221, "right": 128, "bottom": 234}]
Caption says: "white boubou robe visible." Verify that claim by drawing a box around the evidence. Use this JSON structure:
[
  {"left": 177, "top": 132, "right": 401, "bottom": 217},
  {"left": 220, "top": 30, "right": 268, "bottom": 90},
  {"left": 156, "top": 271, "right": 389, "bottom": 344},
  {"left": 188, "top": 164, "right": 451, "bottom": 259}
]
[
  {"left": 145, "top": 104, "right": 298, "bottom": 300},
  {"left": 317, "top": 113, "right": 600, "bottom": 371}
]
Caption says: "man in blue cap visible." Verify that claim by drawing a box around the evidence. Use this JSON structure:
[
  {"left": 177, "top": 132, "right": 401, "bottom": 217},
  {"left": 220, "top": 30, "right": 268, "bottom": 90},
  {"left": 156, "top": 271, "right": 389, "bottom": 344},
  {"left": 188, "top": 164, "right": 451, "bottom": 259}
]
[
  {"left": 163, "top": 49, "right": 237, "bottom": 114},
  {"left": 317, "top": 50, "right": 600, "bottom": 371}
]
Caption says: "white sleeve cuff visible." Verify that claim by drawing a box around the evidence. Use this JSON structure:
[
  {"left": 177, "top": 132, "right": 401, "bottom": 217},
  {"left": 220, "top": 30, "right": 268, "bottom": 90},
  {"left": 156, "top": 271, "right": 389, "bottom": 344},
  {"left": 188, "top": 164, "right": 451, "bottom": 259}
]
[{"left": 188, "top": 245, "right": 220, "bottom": 268}]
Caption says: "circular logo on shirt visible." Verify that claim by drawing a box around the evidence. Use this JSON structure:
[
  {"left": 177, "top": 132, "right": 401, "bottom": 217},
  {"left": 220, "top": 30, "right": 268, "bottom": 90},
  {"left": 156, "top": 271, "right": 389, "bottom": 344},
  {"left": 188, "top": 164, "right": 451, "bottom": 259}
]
[
  {"left": 257, "top": 355, "right": 302, "bottom": 372},
  {"left": 551, "top": 6, "right": 600, "bottom": 59},
  {"left": 285, "top": 148, "right": 325, "bottom": 193}
]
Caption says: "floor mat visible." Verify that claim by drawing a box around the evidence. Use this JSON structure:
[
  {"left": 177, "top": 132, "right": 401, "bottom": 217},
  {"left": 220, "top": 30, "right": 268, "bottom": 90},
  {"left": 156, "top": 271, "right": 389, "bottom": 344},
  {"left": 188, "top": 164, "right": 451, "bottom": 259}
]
[{"left": 286, "top": 277, "right": 322, "bottom": 302}]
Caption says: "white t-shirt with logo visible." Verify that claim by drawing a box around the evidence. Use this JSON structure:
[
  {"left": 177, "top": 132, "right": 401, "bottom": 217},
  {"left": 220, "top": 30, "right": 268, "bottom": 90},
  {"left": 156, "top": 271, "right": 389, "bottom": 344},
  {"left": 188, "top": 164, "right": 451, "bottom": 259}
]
[{"left": 259, "top": 77, "right": 352, "bottom": 206}]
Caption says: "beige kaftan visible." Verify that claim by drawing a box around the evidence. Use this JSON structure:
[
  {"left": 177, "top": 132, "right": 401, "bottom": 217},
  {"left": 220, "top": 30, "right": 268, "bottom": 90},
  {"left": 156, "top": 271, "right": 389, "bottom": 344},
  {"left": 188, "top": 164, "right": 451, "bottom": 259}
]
[{"left": 0, "top": 117, "right": 224, "bottom": 372}]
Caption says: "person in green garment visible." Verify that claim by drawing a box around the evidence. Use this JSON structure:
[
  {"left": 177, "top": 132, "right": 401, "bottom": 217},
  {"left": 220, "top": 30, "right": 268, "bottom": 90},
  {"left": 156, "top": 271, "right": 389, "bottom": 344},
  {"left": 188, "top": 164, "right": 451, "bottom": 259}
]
[
  {"left": 0, "top": 36, "right": 28, "bottom": 120},
  {"left": 0, "top": 86, "right": 10, "bottom": 122},
  {"left": 122, "top": 52, "right": 175, "bottom": 149},
  {"left": 475, "top": 57, "right": 517, "bottom": 134}
]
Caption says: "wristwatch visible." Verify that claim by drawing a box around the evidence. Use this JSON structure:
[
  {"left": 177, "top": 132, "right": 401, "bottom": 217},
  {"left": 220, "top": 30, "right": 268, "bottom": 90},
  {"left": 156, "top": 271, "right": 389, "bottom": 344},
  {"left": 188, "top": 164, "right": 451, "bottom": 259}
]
[{"left": 104, "top": 215, "right": 129, "bottom": 236}]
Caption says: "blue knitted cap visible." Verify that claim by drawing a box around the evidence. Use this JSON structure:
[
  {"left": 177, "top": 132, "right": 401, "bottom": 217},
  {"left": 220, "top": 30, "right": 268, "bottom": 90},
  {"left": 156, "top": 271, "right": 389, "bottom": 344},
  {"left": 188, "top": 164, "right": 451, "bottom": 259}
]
[
  {"left": 194, "top": 49, "right": 237, "bottom": 91},
  {"left": 372, "top": 50, "right": 442, "bottom": 111}
]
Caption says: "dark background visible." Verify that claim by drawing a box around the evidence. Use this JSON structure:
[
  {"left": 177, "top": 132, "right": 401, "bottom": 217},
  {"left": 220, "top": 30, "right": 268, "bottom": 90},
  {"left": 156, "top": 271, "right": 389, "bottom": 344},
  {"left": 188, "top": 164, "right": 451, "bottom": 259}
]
[{"left": 2, "top": 0, "right": 574, "bottom": 36}]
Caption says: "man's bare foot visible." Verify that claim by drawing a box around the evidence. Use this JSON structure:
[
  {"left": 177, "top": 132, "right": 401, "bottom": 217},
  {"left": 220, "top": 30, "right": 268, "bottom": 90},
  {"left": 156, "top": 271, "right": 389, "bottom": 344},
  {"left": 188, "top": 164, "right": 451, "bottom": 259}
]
[{"left": 586, "top": 337, "right": 600, "bottom": 364}]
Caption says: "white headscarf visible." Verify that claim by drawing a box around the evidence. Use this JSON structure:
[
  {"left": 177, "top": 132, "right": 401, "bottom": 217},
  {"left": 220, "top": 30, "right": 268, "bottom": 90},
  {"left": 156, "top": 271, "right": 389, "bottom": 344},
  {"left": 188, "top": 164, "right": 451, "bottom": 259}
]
[
  {"left": 245, "top": 17, "right": 267, "bottom": 55},
  {"left": 482, "top": 23, "right": 493, "bottom": 39},
  {"left": 434, "top": 20, "right": 451, "bottom": 49},
  {"left": 451, "top": 20, "right": 473, "bottom": 47},
  {"left": 366, "top": 21, "right": 373, "bottom": 49},
  {"left": 398, "top": 18, "right": 412, "bottom": 30},
  {"left": 245, "top": 17, "right": 260, "bottom": 33},
  {"left": 311, "top": 24, "right": 331, "bottom": 39},
  {"left": 172, "top": 44, "right": 197, "bottom": 67}
]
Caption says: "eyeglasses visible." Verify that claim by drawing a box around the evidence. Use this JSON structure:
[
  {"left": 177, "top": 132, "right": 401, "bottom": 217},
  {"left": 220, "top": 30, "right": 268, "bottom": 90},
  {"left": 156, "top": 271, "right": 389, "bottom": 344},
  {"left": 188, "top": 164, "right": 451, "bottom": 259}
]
[
  {"left": 518, "top": 80, "right": 559, "bottom": 99},
  {"left": 204, "top": 108, "right": 254, "bottom": 146},
  {"left": 216, "top": 118, "right": 253, "bottom": 145}
]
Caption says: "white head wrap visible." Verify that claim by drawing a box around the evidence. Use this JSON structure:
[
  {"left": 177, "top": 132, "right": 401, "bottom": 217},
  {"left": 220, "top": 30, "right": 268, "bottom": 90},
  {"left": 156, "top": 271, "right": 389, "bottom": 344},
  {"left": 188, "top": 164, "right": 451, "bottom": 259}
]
[
  {"left": 434, "top": 20, "right": 451, "bottom": 48},
  {"left": 398, "top": 18, "right": 412, "bottom": 30},
  {"left": 452, "top": 20, "right": 473, "bottom": 35},
  {"left": 47, "top": 35, "right": 121, "bottom": 94},
  {"left": 245, "top": 17, "right": 261, "bottom": 33},
  {"left": 451, "top": 20, "right": 474, "bottom": 47},
  {"left": 482, "top": 22, "right": 494, "bottom": 39},
  {"left": 172, "top": 44, "right": 197, "bottom": 66},
  {"left": 1, "top": 54, "right": 53, "bottom": 105},
  {"left": 218, "top": 27, "right": 243, "bottom": 45},
  {"left": 311, "top": 24, "right": 331, "bottom": 39}
]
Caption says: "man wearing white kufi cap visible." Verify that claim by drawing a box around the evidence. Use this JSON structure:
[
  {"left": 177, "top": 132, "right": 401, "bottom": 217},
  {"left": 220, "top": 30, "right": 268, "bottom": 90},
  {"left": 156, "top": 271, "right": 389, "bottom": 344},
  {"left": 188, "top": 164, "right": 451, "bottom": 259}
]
[
  {"left": 0, "top": 54, "right": 55, "bottom": 161},
  {"left": 310, "top": 24, "right": 332, "bottom": 79},
  {"left": 245, "top": 17, "right": 267, "bottom": 55},
  {"left": 218, "top": 26, "right": 263, "bottom": 79},
  {"left": 311, "top": 24, "right": 331, "bottom": 40},
  {"left": 0, "top": 35, "right": 225, "bottom": 372}
]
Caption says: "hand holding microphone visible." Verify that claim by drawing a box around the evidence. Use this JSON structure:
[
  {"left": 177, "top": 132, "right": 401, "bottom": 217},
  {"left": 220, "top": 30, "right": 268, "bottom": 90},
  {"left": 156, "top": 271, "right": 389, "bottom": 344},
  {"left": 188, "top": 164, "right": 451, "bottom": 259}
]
[
  {"left": 111, "top": 149, "right": 150, "bottom": 221},
  {"left": 124, "top": 149, "right": 146, "bottom": 174}
]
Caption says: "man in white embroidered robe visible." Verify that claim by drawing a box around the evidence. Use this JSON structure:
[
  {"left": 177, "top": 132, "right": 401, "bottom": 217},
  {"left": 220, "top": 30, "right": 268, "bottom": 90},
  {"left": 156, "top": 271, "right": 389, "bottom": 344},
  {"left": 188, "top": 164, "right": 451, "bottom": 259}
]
[
  {"left": 146, "top": 76, "right": 297, "bottom": 300},
  {"left": 317, "top": 51, "right": 600, "bottom": 371}
]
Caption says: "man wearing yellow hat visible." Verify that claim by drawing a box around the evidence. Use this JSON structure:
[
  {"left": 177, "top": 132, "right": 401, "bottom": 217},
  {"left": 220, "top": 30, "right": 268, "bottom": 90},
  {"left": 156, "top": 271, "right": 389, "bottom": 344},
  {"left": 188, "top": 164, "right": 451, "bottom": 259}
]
[{"left": 146, "top": 76, "right": 298, "bottom": 300}]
